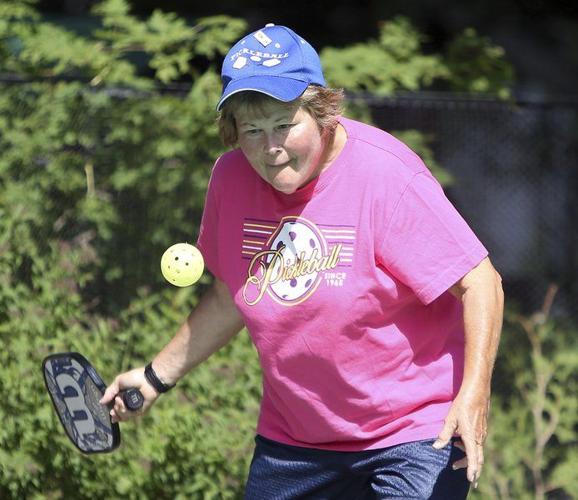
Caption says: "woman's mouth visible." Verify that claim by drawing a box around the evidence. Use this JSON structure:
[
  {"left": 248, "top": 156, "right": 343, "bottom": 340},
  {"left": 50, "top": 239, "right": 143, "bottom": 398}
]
[{"left": 266, "top": 161, "right": 291, "bottom": 168}]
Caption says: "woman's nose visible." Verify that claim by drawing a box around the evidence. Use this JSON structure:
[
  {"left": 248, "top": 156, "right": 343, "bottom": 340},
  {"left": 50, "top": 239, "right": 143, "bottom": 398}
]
[{"left": 263, "top": 133, "right": 282, "bottom": 155}]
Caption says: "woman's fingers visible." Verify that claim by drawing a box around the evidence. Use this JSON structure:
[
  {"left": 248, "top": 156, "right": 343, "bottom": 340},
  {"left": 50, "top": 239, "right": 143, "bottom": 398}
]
[
  {"left": 451, "top": 438, "right": 482, "bottom": 487},
  {"left": 111, "top": 395, "right": 126, "bottom": 423},
  {"left": 103, "top": 368, "right": 152, "bottom": 423},
  {"left": 452, "top": 456, "right": 468, "bottom": 470},
  {"left": 452, "top": 440, "right": 469, "bottom": 471}
]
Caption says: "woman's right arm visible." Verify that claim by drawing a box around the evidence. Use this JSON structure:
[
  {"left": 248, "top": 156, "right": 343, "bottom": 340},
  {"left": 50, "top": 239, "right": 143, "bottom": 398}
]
[{"left": 100, "top": 278, "right": 244, "bottom": 422}]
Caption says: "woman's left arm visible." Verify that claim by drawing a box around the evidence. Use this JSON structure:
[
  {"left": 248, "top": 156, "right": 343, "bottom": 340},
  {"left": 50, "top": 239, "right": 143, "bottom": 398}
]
[{"left": 433, "top": 256, "right": 504, "bottom": 488}]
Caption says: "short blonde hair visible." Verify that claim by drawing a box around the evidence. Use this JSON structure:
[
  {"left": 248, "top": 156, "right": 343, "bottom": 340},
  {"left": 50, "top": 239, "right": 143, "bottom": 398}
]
[{"left": 218, "top": 85, "right": 345, "bottom": 147}]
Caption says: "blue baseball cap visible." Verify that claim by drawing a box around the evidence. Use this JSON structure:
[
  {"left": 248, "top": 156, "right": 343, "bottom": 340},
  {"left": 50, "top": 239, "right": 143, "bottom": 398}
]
[{"left": 217, "top": 24, "right": 326, "bottom": 111}]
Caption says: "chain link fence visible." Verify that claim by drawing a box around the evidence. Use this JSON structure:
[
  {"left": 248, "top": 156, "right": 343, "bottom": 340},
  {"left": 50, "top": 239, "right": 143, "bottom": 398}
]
[{"left": 369, "top": 92, "right": 578, "bottom": 320}]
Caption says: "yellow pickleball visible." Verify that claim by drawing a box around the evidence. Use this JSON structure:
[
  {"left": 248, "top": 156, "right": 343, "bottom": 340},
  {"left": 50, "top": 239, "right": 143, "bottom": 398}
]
[{"left": 160, "top": 243, "right": 204, "bottom": 287}]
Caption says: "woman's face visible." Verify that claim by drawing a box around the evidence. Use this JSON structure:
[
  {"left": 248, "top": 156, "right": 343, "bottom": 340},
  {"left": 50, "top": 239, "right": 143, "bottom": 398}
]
[{"left": 234, "top": 102, "right": 329, "bottom": 195}]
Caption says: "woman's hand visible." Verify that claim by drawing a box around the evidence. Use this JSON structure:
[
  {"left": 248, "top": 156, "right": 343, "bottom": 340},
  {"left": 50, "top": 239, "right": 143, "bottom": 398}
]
[
  {"left": 100, "top": 367, "right": 160, "bottom": 423},
  {"left": 433, "top": 387, "right": 490, "bottom": 488}
]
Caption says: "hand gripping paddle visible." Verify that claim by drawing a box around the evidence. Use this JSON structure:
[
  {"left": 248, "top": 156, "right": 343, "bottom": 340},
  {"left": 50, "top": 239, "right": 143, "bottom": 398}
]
[{"left": 42, "top": 352, "right": 144, "bottom": 454}]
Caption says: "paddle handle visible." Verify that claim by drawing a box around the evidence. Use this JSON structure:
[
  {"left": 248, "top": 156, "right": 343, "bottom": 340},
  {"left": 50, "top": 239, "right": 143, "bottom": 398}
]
[{"left": 121, "top": 388, "right": 144, "bottom": 411}]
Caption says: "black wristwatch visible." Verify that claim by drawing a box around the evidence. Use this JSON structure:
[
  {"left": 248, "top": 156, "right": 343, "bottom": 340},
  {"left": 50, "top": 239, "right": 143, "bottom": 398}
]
[{"left": 144, "top": 362, "right": 176, "bottom": 394}]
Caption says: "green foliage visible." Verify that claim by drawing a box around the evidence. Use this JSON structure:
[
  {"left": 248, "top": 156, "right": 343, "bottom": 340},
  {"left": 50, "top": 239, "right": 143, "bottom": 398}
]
[
  {"left": 0, "top": 158, "right": 261, "bottom": 499},
  {"left": 470, "top": 286, "right": 578, "bottom": 500},
  {"left": 2, "top": 0, "right": 246, "bottom": 87},
  {"left": 321, "top": 17, "right": 450, "bottom": 96},
  {"left": 0, "top": 2, "right": 258, "bottom": 498},
  {"left": 446, "top": 28, "right": 515, "bottom": 99},
  {"left": 321, "top": 16, "right": 513, "bottom": 98}
]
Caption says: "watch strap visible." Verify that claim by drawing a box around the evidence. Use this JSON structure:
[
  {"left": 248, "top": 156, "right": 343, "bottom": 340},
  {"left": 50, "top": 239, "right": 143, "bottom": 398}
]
[{"left": 144, "top": 362, "right": 175, "bottom": 393}]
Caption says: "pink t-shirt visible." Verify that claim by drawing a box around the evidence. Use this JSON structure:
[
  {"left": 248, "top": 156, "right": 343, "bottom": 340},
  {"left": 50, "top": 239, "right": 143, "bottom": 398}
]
[{"left": 197, "top": 117, "right": 488, "bottom": 451}]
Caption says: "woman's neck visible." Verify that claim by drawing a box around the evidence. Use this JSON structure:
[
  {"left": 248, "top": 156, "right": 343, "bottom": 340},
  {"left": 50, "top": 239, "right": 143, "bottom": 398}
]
[{"left": 320, "top": 122, "right": 348, "bottom": 172}]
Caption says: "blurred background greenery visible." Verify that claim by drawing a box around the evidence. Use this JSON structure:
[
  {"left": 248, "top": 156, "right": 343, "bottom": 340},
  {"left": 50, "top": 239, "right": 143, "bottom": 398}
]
[{"left": 0, "top": 1, "right": 576, "bottom": 498}]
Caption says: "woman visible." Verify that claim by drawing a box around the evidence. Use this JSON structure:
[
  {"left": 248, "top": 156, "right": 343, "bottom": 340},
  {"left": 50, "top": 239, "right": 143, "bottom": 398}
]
[{"left": 102, "top": 24, "right": 503, "bottom": 499}]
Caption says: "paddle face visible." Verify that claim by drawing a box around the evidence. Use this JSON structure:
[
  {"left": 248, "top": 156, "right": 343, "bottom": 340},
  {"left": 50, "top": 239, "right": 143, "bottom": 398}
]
[{"left": 42, "top": 352, "right": 120, "bottom": 454}]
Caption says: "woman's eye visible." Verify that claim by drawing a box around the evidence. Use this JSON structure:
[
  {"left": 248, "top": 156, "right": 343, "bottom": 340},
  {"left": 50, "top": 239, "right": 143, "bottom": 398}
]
[
  {"left": 244, "top": 129, "right": 261, "bottom": 136},
  {"left": 277, "top": 124, "right": 293, "bottom": 131}
]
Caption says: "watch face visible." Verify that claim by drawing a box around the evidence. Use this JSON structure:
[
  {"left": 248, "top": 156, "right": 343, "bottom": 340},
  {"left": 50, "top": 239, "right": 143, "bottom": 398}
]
[{"left": 43, "top": 352, "right": 120, "bottom": 453}]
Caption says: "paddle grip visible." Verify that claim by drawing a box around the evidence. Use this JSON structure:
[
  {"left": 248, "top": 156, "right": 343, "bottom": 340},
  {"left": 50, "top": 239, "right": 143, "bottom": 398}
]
[{"left": 121, "top": 388, "right": 144, "bottom": 411}]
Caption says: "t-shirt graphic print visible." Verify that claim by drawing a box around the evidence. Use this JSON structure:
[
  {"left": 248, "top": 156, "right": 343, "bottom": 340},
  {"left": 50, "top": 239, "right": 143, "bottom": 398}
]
[{"left": 241, "top": 216, "right": 355, "bottom": 306}]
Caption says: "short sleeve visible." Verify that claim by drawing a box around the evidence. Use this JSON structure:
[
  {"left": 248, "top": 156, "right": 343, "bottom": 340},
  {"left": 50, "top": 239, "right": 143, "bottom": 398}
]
[
  {"left": 377, "top": 172, "right": 488, "bottom": 304},
  {"left": 196, "top": 164, "right": 223, "bottom": 281}
]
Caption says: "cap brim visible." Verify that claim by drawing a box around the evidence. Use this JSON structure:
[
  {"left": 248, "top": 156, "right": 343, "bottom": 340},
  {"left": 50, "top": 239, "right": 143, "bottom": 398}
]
[{"left": 216, "top": 76, "right": 309, "bottom": 111}]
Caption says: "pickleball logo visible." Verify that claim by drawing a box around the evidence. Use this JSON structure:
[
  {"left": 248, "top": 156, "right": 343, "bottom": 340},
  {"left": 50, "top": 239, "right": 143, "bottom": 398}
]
[{"left": 242, "top": 216, "right": 344, "bottom": 306}]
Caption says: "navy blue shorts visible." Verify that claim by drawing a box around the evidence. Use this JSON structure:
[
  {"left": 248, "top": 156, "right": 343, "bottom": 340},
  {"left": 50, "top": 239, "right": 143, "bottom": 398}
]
[{"left": 244, "top": 435, "right": 470, "bottom": 499}]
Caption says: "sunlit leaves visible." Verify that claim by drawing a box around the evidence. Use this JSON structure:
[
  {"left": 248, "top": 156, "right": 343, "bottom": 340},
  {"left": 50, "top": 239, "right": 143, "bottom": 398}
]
[{"left": 321, "top": 16, "right": 449, "bottom": 96}]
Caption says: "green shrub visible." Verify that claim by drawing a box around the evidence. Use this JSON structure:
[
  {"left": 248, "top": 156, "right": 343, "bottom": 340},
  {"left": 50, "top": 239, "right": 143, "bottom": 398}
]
[
  {"left": 1, "top": 2, "right": 259, "bottom": 498},
  {"left": 471, "top": 286, "right": 578, "bottom": 500}
]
